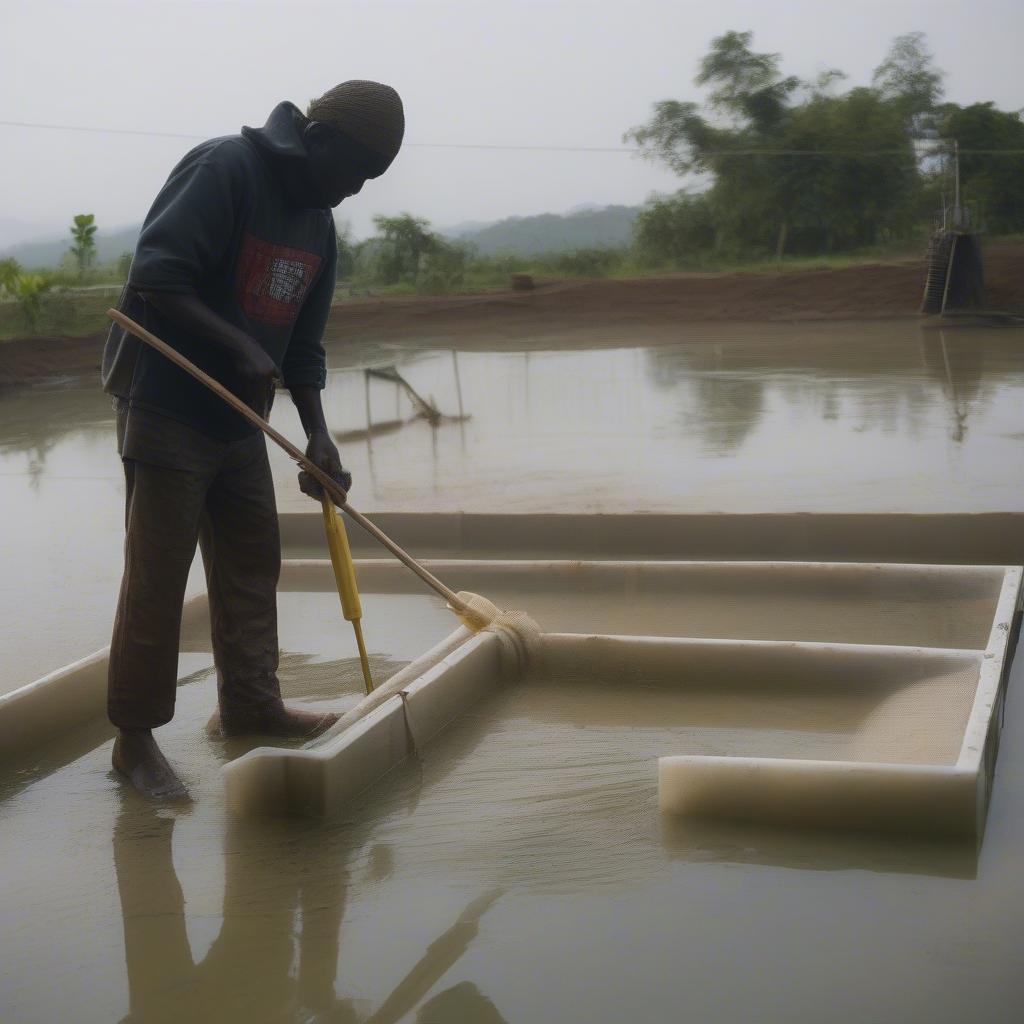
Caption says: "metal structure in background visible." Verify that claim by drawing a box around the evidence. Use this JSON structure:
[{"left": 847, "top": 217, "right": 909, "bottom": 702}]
[
  {"left": 921, "top": 141, "right": 985, "bottom": 316},
  {"left": 333, "top": 357, "right": 470, "bottom": 446}
]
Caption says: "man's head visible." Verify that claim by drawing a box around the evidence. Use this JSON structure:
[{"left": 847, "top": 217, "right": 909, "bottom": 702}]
[{"left": 303, "top": 81, "right": 405, "bottom": 207}]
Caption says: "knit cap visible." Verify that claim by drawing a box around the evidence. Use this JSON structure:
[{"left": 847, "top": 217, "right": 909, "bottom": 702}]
[{"left": 307, "top": 81, "right": 405, "bottom": 174}]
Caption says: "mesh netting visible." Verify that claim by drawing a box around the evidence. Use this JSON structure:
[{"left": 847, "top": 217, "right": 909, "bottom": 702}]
[
  {"left": 845, "top": 661, "right": 980, "bottom": 765},
  {"left": 452, "top": 591, "right": 543, "bottom": 680}
]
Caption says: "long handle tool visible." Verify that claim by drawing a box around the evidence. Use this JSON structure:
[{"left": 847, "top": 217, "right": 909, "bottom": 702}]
[
  {"left": 107, "top": 309, "right": 468, "bottom": 615},
  {"left": 320, "top": 493, "right": 374, "bottom": 694}
]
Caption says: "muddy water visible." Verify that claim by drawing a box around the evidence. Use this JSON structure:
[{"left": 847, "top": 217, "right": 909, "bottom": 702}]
[
  {"left": 0, "top": 384, "right": 206, "bottom": 692},
  {"left": 3, "top": 318, "right": 1024, "bottom": 1016},
  {"left": 273, "top": 320, "right": 1024, "bottom": 514},
  {"left": 1, "top": 586, "right": 1023, "bottom": 1022},
  {"left": 425, "top": 571, "right": 1000, "bottom": 650},
  {"left": 3, "top": 320, "right": 1024, "bottom": 692}
]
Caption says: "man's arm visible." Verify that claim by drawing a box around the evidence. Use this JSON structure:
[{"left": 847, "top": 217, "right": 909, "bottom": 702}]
[
  {"left": 140, "top": 291, "right": 278, "bottom": 416},
  {"left": 145, "top": 290, "right": 349, "bottom": 498},
  {"left": 291, "top": 385, "right": 351, "bottom": 501},
  {"left": 130, "top": 147, "right": 278, "bottom": 414},
  {"left": 283, "top": 229, "right": 349, "bottom": 501}
]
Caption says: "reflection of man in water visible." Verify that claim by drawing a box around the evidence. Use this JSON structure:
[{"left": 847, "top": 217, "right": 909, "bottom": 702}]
[
  {"left": 113, "top": 808, "right": 353, "bottom": 1022},
  {"left": 112, "top": 805, "right": 506, "bottom": 1023},
  {"left": 101, "top": 82, "right": 405, "bottom": 801}
]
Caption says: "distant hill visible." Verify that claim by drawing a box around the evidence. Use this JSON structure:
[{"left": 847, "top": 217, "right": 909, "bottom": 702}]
[
  {"left": 444, "top": 205, "right": 639, "bottom": 256},
  {"left": 1, "top": 203, "right": 643, "bottom": 268},
  {"left": 0, "top": 217, "right": 61, "bottom": 252},
  {"left": 0, "top": 225, "right": 141, "bottom": 269}
]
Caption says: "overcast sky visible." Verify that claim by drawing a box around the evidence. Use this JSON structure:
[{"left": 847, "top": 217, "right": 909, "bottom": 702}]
[{"left": 2, "top": 0, "right": 1021, "bottom": 244}]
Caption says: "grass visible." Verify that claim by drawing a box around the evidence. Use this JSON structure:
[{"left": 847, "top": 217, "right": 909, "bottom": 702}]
[
  {"left": 0, "top": 289, "right": 118, "bottom": 342},
  {"left": 335, "top": 243, "right": 927, "bottom": 301},
  {"left": 685, "top": 247, "right": 925, "bottom": 275},
  {"left": 0, "top": 233, "right": 987, "bottom": 341}
]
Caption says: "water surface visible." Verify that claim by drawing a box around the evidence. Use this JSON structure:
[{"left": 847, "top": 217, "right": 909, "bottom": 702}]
[
  {"left": 2, "top": 319, "right": 1023, "bottom": 688},
  {"left": 1, "top": 587, "right": 1022, "bottom": 1023}
]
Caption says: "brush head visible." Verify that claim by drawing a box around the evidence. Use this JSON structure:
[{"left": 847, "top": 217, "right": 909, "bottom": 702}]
[{"left": 452, "top": 591, "right": 542, "bottom": 680}]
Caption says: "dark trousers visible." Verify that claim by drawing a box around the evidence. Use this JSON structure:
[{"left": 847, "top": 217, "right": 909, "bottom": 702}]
[{"left": 108, "top": 422, "right": 283, "bottom": 730}]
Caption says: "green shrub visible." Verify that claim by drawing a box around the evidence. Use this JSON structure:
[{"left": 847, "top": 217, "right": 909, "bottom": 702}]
[
  {"left": 10, "top": 273, "right": 55, "bottom": 332},
  {"left": 551, "top": 247, "right": 626, "bottom": 277},
  {"left": 633, "top": 193, "right": 718, "bottom": 267}
]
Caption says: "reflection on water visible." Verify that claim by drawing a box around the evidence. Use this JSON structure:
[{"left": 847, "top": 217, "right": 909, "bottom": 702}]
[
  {"left": 113, "top": 808, "right": 354, "bottom": 1023},
  {"left": 0, "top": 383, "right": 128, "bottom": 691},
  {"left": 2, "top": 321, "right": 1020, "bottom": 506},
  {"left": 922, "top": 331, "right": 987, "bottom": 443},
  {"left": 2, "top": 319, "right": 1024, "bottom": 1023},
  {"left": 112, "top": 810, "right": 505, "bottom": 1024},
  {"left": 39, "top": 661, "right": 991, "bottom": 1022},
  {"left": 645, "top": 325, "right": 992, "bottom": 453},
  {"left": 2, "top": 320, "right": 1024, "bottom": 690},
  {"left": 645, "top": 341, "right": 768, "bottom": 453},
  {"left": 1, "top": 617, "right": 1022, "bottom": 1022},
  {"left": 112, "top": 802, "right": 508, "bottom": 1024},
  {"left": 659, "top": 816, "right": 977, "bottom": 878},
  {"left": 269, "top": 320, "right": 1024, "bottom": 513}
]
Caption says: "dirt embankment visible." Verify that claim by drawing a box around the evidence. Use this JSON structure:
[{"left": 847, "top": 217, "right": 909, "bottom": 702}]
[{"left": 3, "top": 242, "right": 1023, "bottom": 388}]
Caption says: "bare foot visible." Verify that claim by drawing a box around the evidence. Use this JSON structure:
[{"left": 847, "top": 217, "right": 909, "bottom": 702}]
[
  {"left": 112, "top": 729, "right": 190, "bottom": 803},
  {"left": 214, "top": 703, "right": 339, "bottom": 739}
]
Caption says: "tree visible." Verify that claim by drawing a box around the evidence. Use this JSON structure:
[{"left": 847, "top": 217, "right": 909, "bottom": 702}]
[
  {"left": 335, "top": 222, "right": 356, "bottom": 280},
  {"left": 354, "top": 214, "right": 469, "bottom": 293},
  {"left": 625, "top": 32, "right": 803, "bottom": 256},
  {"left": 626, "top": 31, "right": 798, "bottom": 177},
  {"left": 696, "top": 30, "right": 800, "bottom": 132},
  {"left": 938, "top": 103, "right": 1024, "bottom": 233},
  {"left": 69, "top": 213, "right": 98, "bottom": 278},
  {"left": 634, "top": 193, "right": 718, "bottom": 265},
  {"left": 371, "top": 214, "right": 440, "bottom": 285},
  {"left": 417, "top": 242, "right": 467, "bottom": 293},
  {"left": 780, "top": 88, "right": 917, "bottom": 251},
  {"left": 0, "top": 257, "right": 21, "bottom": 293},
  {"left": 872, "top": 32, "right": 944, "bottom": 133},
  {"left": 627, "top": 30, "right": 924, "bottom": 258}
]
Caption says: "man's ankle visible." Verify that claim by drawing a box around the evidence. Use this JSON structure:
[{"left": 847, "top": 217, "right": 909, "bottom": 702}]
[
  {"left": 118, "top": 726, "right": 152, "bottom": 739},
  {"left": 111, "top": 729, "right": 190, "bottom": 802},
  {"left": 214, "top": 701, "right": 337, "bottom": 739},
  {"left": 218, "top": 700, "right": 284, "bottom": 730}
]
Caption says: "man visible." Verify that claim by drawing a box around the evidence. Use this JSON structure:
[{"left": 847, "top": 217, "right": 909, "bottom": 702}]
[{"left": 102, "top": 81, "right": 405, "bottom": 801}]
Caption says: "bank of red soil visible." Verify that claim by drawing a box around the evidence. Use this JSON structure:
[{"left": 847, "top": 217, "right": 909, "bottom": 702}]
[
  {"left": 0, "top": 330, "right": 107, "bottom": 388},
  {"left": 4, "top": 242, "right": 1023, "bottom": 388},
  {"left": 329, "top": 241, "right": 1024, "bottom": 344}
]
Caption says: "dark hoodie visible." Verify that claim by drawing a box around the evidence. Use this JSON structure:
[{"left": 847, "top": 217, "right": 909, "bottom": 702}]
[{"left": 101, "top": 102, "right": 337, "bottom": 442}]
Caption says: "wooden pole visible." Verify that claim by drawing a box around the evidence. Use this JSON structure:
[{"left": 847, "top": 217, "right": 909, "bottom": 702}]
[
  {"left": 953, "top": 139, "right": 961, "bottom": 228},
  {"left": 940, "top": 234, "right": 958, "bottom": 316},
  {"left": 451, "top": 349, "right": 464, "bottom": 421},
  {"left": 106, "top": 308, "right": 466, "bottom": 612}
]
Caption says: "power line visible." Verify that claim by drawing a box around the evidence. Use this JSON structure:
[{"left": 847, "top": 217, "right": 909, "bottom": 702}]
[
  {"left": 411, "top": 142, "right": 637, "bottom": 153},
  {"left": 3, "top": 119, "right": 1024, "bottom": 156},
  {"left": 694, "top": 148, "right": 1024, "bottom": 156},
  {"left": 0, "top": 119, "right": 203, "bottom": 141},
  {"left": 0, "top": 119, "right": 635, "bottom": 151}
]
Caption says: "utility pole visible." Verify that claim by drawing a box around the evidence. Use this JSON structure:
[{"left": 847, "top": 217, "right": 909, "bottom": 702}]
[{"left": 952, "top": 139, "right": 962, "bottom": 230}]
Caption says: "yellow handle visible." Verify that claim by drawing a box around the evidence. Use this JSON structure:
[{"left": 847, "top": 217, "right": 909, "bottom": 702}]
[
  {"left": 320, "top": 494, "right": 362, "bottom": 622},
  {"left": 321, "top": 493, "right": 374, "bottom": 694}
]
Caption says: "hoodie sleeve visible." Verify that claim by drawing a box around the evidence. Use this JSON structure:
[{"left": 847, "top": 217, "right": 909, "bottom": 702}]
[
  {"left": 281, "top": 228, "right": 336, "bottom": 390},
  {"left": 129, "top": 144, "right": 238, "bottom": 294}
]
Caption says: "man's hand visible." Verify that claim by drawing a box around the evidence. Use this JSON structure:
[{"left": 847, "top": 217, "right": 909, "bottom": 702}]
[
  {"left": 299, "top": 429, "right": 352, "bottom": 502},
  {"left": 233, "top": 342, "right": 279, "bottom": 418}
]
